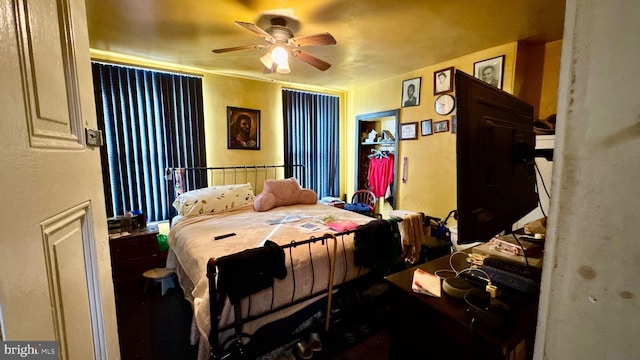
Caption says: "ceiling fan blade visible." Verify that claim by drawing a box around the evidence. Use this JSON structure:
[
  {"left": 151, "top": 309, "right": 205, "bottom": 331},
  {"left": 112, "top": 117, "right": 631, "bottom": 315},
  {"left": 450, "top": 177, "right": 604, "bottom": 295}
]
[
  {"left": 291, "top": 50, "right": 332, "bottom": 71},
  {"left": 288, "top": 33, "right": 337, "bottom": 47},
  {"left": 212, "top": 44, "right": 268, "bottom": 53},
  {"left": 235, "top": 21, "right": 276, "bottom": 43}
]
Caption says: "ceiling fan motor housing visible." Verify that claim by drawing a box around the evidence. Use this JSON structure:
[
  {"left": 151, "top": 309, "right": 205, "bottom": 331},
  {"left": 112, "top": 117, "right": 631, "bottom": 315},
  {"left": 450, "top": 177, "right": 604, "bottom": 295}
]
[{"left": 266, "top": 18, "right": 294, "bottom": 42}]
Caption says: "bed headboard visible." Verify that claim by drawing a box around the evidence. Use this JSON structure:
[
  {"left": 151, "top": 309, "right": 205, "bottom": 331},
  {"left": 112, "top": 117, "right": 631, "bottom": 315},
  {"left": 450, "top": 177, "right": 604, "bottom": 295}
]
[{"left": 165, "top": 164, "right": 306, "bottom": 198}]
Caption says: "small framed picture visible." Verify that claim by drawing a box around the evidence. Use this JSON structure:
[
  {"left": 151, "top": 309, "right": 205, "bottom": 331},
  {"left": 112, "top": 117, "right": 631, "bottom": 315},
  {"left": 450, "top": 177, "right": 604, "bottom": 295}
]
[
  {"left": 400, "top": 122, "right": 418, "bottom": 140},
  {"left": 401, "top": 77, "right": 421, "bottom": 107},
  {"left": 434, "top": 67, "right": 454, "bottom": 95},
  {"left": 451, "top": 115, "right": 457, "bottom": 134},
  {"left": 421, "top": 119, "right": 433, "bottom": 136},
  {"left": 474, "top": 55, "right": 505, "bottom": 89},
  {"left": 227, "top": 106, "right": 260, "bottom": 150},
  {"left": 434, "top": 120, "right": 449, "bottom": 133}
]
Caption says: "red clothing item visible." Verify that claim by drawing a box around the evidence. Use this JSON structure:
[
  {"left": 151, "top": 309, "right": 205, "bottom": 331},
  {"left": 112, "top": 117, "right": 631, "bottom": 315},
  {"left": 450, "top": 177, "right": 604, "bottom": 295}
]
[{"left": 367, "top": 154, "right": 395, "bottom": 198}]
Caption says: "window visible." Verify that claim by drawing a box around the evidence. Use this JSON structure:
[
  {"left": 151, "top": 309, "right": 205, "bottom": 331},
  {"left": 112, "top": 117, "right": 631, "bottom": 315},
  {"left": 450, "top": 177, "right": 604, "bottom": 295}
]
[
  {"left": 92, "top": 63, "right": 206, "bottom": 222},
  {"left": 282, "top": 89, "right": 340, "bottom": 198}
]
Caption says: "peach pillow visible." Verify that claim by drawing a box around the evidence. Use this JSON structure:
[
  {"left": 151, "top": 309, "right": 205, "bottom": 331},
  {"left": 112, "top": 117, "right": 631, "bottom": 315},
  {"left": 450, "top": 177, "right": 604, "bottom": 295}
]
[{"left": 253, "top": 178, "right": 317, "bottom": 212}]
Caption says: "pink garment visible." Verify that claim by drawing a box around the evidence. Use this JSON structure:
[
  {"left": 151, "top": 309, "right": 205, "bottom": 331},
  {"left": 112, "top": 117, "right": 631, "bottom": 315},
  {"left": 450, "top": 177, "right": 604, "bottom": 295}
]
[{"left": 367, "top": 154, "right": 395, "bottom": 198}]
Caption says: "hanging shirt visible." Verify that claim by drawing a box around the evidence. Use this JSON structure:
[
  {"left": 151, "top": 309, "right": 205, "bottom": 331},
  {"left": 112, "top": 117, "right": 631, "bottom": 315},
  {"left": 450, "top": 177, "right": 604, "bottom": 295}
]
[{"left": 367, "top": 153, "right": 395, "bottom": 198}]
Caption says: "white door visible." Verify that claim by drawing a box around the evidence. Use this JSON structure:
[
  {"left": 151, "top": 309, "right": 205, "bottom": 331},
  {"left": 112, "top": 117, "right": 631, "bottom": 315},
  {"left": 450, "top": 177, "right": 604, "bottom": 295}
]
[{"left": 0, "top": 0, "right": 119, "bottom": 358}]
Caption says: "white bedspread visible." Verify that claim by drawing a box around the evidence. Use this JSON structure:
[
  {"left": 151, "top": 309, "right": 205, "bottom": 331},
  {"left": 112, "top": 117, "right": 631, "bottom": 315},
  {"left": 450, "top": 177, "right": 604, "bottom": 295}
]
[{"left": 166, "top": 203, "right": 374, "bottom": 359}]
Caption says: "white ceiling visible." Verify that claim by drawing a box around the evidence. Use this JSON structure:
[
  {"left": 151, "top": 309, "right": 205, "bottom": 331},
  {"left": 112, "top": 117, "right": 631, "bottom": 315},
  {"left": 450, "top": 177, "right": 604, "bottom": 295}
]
[{"left": 85, "top": 0, "right": 566, "bottom": 90}]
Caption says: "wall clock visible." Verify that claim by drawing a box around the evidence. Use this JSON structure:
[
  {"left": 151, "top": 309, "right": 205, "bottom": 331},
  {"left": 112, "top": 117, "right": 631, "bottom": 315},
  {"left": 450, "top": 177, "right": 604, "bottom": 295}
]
[{"left": 435, "top": 94, "right": 455, "bottom": 115}]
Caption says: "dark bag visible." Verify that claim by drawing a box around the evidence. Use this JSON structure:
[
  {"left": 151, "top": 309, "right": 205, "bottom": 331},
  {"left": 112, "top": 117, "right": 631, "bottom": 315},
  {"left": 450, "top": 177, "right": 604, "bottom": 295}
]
[{"left": 216, "top": 240, "right": 286, "bottom": 305}]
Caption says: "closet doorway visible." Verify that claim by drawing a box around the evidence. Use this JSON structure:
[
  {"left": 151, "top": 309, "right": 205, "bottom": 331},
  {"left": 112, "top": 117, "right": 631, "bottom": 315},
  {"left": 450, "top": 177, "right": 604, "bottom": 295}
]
[{"left": 355, "top": 109, "right": 399, "bottom": 209}]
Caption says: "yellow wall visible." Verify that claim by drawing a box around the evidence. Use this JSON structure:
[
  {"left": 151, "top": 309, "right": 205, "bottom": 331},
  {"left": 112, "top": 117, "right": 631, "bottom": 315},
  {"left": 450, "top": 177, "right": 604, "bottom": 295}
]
[
  {"left": 345, "top": 40, "right": 561, "bottom": 221},
  {"left": 92, "top": 40, "right": 560, "bottom": 210},
  {"left": 539, "top": 40, "right": 562, "bottom": 119},
  {"left": 202, "top": 74, "right": 284, "bottom": 167},
  {"left": 514, "top": 40, "right": 562, "bottom": 120},
  {"left": 200, "top": 75, "right": 348, "bottom": 195}
]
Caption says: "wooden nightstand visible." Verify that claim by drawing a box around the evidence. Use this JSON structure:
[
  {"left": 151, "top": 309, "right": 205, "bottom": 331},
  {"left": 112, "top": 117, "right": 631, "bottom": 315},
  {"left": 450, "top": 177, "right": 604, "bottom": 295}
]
[{"left": 109, "top": 227, "right": 166, "bottom": 360}]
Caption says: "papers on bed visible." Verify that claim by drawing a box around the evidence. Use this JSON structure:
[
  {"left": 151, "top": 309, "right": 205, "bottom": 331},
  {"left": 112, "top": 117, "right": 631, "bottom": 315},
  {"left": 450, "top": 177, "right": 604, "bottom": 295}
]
[
  {"left": 265, "top": 215, "right": 309, "bottom": 225},
  {"left": 412, "top": 268, "right": 441, "bottom": 297},
  {"left": 259, "top": 215, "right": 330, "bottom": 246},
  {"left": 263, "top": 214, "right": 359, "bottom": 234},
  {"left": 296, "top": 221, "right": 327, "bottom": 232}
]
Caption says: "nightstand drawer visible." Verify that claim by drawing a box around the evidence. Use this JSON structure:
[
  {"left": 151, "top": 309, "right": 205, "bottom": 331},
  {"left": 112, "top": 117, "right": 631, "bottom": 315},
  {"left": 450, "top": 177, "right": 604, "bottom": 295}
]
[
  {"left": 112, "top": 252, "right": 167, "bottom": 282},
  {"left": 110, "top": 231, "right": 160, "bottom": 262}
]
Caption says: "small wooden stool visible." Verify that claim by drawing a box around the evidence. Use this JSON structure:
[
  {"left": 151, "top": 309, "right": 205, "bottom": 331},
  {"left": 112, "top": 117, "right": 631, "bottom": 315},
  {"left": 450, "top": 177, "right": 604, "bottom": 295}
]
[{"left": 143, "top": 268, "right": 175, "bottom": 296}]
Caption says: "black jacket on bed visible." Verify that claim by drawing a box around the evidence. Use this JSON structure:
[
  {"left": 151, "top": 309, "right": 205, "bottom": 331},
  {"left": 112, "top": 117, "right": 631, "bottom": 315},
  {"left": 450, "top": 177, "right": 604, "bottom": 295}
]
[{"left": 216, "top": 240, "right": 287, "bottom": 305}]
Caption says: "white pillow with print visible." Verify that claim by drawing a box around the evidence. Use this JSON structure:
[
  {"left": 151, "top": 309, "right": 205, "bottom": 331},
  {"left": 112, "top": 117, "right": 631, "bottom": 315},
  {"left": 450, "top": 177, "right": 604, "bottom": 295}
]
[{"left": 172, "top": 183, "right": 255, "bottom": 216}]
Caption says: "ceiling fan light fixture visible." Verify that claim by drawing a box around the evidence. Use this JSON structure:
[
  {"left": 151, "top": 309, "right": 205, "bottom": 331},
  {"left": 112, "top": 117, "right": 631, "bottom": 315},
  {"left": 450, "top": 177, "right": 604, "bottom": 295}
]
[
  {"left": 259, "top": 52, "right": 274, "bottom": 69},
  {"left": 276, "top": 59, "right": 291, "bottom": 74},
  {"left": 271, "top": 46, "right": 288, "bottom": 66},
  {"left": 212, "top": 17, "right": 335, "bottom": 73}
]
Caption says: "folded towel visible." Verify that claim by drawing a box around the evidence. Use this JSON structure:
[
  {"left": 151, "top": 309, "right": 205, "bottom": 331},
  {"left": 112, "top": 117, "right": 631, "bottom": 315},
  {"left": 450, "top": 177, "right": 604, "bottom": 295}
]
[{"left": 389, "top": 210, "right": 424, "bottom": 264}]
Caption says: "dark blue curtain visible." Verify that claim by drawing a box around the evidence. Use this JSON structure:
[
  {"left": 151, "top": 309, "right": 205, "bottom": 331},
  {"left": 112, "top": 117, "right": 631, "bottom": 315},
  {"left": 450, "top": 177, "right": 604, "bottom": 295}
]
[
  {"left": 282, "top": 89, "right": 340, "bottom": 198},
  {"left": 92, "top": 62, "right": 206, "bottom": 222}
]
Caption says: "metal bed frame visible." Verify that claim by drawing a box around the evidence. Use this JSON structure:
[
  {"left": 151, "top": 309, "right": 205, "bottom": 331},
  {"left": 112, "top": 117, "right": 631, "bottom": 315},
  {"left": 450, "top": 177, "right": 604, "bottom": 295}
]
[
  {"left": 166, "top": 164, "right": 306, "bottom": 198},
  {"left": 166, "top": 164, "right": 402, "bottom": 360},
  {"left": 207, "top": 230, "right": 365, "bottom": 359}
]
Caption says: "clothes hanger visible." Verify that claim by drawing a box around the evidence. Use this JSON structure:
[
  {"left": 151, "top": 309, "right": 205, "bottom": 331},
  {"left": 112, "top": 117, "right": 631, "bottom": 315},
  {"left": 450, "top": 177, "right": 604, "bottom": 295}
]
[{"left": 368, "top": 148, "right": 389, "bottom": 159}]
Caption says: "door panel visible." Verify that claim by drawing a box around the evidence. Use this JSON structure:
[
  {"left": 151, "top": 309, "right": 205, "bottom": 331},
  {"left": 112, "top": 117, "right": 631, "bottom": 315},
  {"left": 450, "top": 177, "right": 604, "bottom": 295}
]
[
  {"left": 41, "top": 203, "right": 101, "bottom": 359},
  {"left": 15, "top": 0, "right": 83, "bottom": 149},
  {"left": 0, "top": 0, "right": 119, "bottom": 358}
]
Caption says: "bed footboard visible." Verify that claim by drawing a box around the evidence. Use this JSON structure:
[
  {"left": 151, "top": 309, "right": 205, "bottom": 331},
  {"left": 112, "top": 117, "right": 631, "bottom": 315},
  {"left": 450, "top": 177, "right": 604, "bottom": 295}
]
[{"left": 205, "top": 221, "right": 404, "bottom": 360}]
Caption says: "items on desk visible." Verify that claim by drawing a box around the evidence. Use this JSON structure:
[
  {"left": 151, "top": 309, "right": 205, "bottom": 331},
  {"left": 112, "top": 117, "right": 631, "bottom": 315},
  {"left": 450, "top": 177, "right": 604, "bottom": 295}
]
[
  {"left": 459, "top": 256, "right": 541, "bottom": 299},
  {"left": 464, "top": 288, "right": 510, "bottom": 332},
  {"left": 488, "top": 234, "right": 543, "bottom": 257},
  {"left": 523, "top": 216, "right": 547, "bottom": 236},
  {"left": 472, "top": 242, "right": 543, "bottom": 269},
  {"left": 442, "top": 277, "right": 473, "bottom": 299},
  {"left": 412, "top": 268, "right": 441, "bottom": 297}
]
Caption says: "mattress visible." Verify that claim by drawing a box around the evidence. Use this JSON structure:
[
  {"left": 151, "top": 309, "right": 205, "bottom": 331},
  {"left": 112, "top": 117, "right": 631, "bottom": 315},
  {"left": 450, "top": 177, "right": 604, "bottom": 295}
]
[{"left": 166, "top": 203, "right": 374, "bottom": 358}]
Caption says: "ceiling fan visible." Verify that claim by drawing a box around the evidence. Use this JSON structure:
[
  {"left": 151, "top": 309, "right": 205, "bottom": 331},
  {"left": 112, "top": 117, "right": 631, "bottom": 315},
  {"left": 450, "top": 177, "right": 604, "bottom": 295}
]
[{"left": 212, "top": 14, "right": 337, "bottom": 74}]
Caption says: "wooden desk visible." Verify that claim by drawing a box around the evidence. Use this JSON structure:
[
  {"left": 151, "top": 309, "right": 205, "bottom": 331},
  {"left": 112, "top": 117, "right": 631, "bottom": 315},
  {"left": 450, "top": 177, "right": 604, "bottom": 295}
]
[{"left": 384, "top": 253, "right": 538, "bottom": 360}]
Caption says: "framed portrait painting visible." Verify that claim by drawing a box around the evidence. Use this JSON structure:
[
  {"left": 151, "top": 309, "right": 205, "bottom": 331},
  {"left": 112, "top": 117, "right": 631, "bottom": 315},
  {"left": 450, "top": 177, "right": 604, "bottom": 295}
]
[
  {"left": 401, "top": 77, "right": 421, "bottom": 107},
  {"left": 227, "top": 106, "right": 260, "bottom": 150},
  {"left": 474, "top": 55, "right": 505, "bottom": 89},
  {"left": 434, "top": 67, "right": 454, "bottom": 95}
]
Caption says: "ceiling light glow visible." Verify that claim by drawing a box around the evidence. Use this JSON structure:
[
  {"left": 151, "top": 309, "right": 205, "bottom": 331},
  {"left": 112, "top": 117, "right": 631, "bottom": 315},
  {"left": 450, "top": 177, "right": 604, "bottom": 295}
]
[{"left": 271, "top": 46, "right": 288, "bottom": 65}]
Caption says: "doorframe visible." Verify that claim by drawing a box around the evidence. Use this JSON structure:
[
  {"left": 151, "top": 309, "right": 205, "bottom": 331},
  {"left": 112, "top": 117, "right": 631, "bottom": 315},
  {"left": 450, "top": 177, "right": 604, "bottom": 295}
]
[{"left": 354, "top": 109, "right": 400, "bottom": 209}]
